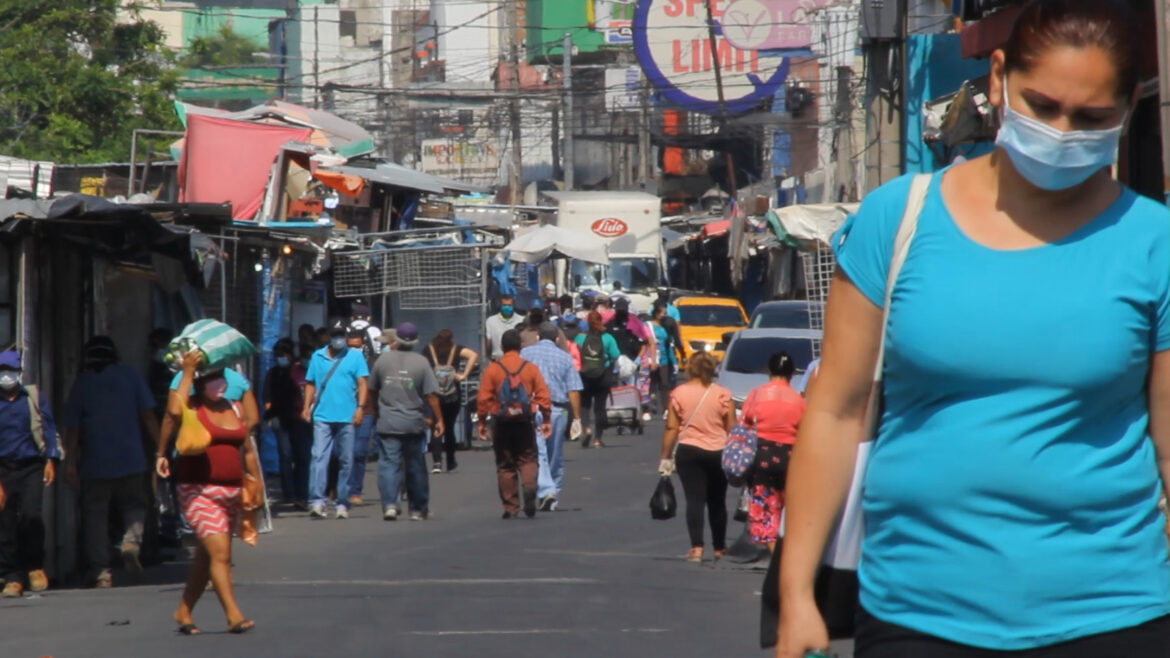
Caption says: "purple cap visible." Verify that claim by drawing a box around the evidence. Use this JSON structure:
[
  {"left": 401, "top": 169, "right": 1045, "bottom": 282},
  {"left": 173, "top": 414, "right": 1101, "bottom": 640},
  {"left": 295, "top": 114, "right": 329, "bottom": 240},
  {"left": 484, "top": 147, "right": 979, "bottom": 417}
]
[
  {"left": 0, "top": 350, "right": 21, "bottom": 370},
  {"left": 395, "top": 322, "right": 419, "bottom": 345}
]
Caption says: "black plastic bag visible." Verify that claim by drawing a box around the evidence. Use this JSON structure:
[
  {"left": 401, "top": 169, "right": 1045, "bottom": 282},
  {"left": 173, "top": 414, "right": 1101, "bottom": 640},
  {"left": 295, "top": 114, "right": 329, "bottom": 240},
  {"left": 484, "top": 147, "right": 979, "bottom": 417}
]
[{"left": 649, "top": 476, "right": 677, "bottom": 520}]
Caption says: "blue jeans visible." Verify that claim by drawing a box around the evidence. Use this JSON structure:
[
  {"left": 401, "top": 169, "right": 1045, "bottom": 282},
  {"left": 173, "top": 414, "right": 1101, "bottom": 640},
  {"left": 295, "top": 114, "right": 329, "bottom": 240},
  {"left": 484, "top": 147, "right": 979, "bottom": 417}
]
[
  {"left": 537, "top": 407, "right": 569, "bottom": 499},
  {"left": 348, "top": 415, "right": 375, "bottom": 497},
  {"left": 310, "top": 421, "right": 355, "bottom": 507},
  {"left": 274, "top": 417, "right": 312, "bottom": 503},
  {"left": 376, "top": 433, "right": 430, "bottom": 514}
]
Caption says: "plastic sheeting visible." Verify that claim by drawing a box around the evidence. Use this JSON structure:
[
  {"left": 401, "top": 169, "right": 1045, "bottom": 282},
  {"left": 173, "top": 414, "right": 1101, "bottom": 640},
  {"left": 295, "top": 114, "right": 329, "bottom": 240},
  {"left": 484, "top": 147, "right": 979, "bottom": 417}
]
[
  {"left": 256, "top": 255, "right": 288, "bottom": 475},
  {"left": 772, "top": 203, "right": 861, "bottom": 246},
  {"left": 179, "top": 115, "right": 313, "bottom": 220},
  {"left": 504, "top": 225, "right": 609, "bottom": 265}
]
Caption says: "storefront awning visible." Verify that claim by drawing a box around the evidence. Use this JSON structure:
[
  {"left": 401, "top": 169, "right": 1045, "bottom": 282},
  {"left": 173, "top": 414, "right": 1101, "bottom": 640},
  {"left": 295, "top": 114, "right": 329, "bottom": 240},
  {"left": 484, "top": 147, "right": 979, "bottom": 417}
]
[{"left": 324, "top": 162, "right": 486, "bottom": 196}]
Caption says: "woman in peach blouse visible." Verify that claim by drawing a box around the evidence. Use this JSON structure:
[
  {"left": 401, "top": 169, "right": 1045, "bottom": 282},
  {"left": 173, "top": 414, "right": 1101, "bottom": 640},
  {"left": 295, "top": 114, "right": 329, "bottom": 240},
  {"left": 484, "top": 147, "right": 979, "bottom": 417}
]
[{"left": 658, "top": 353, "right": 736, "bottom": 563}]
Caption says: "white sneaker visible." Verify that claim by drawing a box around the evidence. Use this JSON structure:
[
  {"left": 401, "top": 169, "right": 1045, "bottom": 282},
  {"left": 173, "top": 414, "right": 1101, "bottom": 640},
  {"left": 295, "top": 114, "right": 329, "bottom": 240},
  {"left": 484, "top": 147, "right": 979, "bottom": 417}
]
[
  {"left": 309, "top": 503, "right": 327, "bottom": 518},
  {"left": 336, "top": 505, "right": 349, "bottom": 519},
  {"left": 383, "top": 506, "right": 398, "bottom": 521},
  {"left": 431, "top": 464, "right": 442, "bottom": 474}
]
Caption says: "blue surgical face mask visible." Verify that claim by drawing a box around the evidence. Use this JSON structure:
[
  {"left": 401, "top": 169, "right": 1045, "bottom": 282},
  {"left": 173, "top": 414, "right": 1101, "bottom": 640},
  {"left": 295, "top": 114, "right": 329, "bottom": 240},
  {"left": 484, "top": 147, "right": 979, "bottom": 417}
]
[
  {"left": 0, "top": 372, "right": 19, "bottom": 391},
  {"left": 330, "top": 337, "right": 347, "bottom": 351},
  {"left": 995, "top": 75, "right": 1125, "bottom": 191},
  {"left": 500, "top": 305, "right": 514, "bottom": 318},
  {"left": 276, "top": 356, "right": 291, "bottom": 368}
]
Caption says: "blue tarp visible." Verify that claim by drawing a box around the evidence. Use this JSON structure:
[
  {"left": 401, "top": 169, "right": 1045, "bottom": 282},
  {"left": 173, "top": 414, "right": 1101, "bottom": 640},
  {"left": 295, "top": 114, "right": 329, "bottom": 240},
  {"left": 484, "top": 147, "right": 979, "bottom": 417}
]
[{"left": 256, "top": 257, "right": 287, "bottom": 475}]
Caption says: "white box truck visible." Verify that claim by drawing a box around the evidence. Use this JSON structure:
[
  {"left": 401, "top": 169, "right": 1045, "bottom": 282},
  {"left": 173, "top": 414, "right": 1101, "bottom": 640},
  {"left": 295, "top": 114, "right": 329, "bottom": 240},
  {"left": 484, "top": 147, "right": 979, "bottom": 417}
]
[{"left": 542, "top": 190, "right": 665, "bottom": 312}]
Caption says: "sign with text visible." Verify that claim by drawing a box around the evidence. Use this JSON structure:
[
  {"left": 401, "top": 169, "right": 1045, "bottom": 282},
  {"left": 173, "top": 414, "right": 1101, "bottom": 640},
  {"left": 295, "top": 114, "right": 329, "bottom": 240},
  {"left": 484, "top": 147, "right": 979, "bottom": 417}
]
[
  {"left": 634, "top": 0, "right": 798, "bottom": 115},
  {"left": 420, "top": 139, "right": 499, "bottom": 180}
]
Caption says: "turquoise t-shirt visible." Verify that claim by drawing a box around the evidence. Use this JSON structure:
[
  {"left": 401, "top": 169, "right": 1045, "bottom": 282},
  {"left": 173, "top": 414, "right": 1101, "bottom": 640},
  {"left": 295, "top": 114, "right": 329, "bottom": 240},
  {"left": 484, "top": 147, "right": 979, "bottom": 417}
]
[
  {"left": 170, "top": 367, "right": 251, "bottom": 401},
  {"left": 834, "top": 172, "right": 1170, "bottom": 650},
  {"left": 305, "top": 346, "right": 370, "bottom": 423}
]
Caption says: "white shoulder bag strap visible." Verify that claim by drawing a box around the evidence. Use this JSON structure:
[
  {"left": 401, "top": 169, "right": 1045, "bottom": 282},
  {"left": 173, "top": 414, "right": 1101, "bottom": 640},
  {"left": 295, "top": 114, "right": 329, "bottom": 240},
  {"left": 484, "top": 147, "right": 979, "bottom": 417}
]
[{"left": 822, "top": 173, "right": 933, "bottom": 570}]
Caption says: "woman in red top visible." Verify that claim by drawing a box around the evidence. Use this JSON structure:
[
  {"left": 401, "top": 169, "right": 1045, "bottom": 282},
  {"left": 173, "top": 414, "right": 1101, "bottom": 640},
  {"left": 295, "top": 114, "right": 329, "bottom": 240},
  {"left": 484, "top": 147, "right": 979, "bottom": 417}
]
[
  {"left": 742, "top": 352, "right": 806, "bottom": 551},
  {"left": 156, "top": 351, "right": 259, "bottom": 635}
]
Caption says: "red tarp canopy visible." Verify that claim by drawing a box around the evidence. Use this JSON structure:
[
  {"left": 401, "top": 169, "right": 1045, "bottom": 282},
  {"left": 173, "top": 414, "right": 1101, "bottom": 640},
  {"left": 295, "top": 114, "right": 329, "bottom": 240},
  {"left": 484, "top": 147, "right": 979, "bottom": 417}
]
[
  {"left": 179, "top": 115, "right": 313, "bottom": 220},
  {"left": 702, "top": 219, "right": 732, "bottom": 238}
]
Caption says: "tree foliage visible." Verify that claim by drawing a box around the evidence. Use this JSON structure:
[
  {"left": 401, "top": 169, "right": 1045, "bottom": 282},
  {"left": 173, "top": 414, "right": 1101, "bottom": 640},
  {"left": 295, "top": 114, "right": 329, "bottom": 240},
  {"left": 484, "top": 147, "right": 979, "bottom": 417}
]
[
  {"left": 0, "top": 0, "right": 181, "bottom": 164},
  {"left": 180, "top": 25, "right": 266, "bottom": 70}
]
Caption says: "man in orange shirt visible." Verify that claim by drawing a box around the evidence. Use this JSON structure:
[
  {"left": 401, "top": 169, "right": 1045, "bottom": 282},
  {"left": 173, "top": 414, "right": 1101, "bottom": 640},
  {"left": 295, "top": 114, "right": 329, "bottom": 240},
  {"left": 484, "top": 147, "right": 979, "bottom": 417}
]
[{"left": 477, "top": 330, "right": 552, "bottom": 519}]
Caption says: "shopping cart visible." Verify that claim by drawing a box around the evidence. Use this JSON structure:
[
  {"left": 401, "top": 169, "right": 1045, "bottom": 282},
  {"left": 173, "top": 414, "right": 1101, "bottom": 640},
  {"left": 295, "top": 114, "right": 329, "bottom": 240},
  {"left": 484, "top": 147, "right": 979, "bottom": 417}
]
[{"left": 606, "top": 385, "right": 644, "bottom": 435}]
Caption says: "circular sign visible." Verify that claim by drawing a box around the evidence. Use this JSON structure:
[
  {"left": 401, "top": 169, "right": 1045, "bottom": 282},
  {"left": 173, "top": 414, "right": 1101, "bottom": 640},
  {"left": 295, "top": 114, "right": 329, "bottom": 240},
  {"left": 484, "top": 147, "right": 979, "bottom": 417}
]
[
  {"left": 591, "top": 218, "right": 629, "bottom": 238},
  {"left": 634, "top": 0, "right": 792, "bottom": 115}
]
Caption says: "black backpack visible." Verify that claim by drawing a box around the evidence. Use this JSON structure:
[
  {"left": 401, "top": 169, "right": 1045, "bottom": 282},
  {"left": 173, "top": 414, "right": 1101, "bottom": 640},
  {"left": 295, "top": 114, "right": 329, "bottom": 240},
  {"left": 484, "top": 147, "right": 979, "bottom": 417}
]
[
  {"left": 606, "top": 318, "right": 643, "bottom": 359},
  {"left": 579, "top": 333, "right": 609, "bottom": 380}
]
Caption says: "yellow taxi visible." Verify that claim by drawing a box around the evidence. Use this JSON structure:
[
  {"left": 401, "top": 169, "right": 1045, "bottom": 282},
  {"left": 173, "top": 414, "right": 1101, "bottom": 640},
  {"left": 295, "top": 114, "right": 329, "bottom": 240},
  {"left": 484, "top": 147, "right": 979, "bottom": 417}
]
[{"left": 674, "top": 296, "right": 749, "bottom": 362}]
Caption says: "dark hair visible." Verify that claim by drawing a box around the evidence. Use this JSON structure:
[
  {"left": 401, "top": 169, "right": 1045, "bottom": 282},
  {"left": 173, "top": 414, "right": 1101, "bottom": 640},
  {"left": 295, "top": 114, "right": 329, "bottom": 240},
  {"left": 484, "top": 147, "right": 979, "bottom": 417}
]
[
  {"left": 652, "top": 301, "right": 667, "bottom": 317},
  {"left": 587, "top": 310, "right": 606, "bottom": 334},
  {"left": 432, "top": 328, "right": 455, "bottom": 354},
  {"left": 687, "top": 352, "right": 717, "bottom": 386},
  {"left": 579, "top": 297, "right": 594, "bottom": 311},
  {"left": 1004, "top": 0, "right": 1140, "bottom": 97},
  {"left": 768, "top": 351, "right": 796, "bottom": 380},
  {"left": 613, "top": 281, "right": 623, "bottom": 291},
  {"left": 501, "top": 329, "right": 522, "bottom": 353},
  {"left": 148, "top": 327, "right": 174, "bottom": 347},
  {"left": 274, "top": 338, "right": 296, "bottom": 356},
  {"left": 528, "top": 309, "right": 545, "bottom": 326},
  {"left": 559, "top": 294, "right": 574, "bottom": 310}
]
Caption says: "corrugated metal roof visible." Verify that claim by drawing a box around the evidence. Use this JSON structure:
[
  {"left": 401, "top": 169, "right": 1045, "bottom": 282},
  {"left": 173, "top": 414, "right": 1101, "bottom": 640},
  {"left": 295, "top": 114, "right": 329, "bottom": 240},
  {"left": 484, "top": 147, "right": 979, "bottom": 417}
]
[{"left": 0, "top": 155, "right": 54, "bottom": 197}]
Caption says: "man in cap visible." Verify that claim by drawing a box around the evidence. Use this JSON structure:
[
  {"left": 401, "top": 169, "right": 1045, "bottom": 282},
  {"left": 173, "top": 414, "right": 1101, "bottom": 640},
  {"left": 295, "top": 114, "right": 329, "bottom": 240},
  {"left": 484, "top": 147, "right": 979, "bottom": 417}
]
[
  {"left": 369, "top": 323, "right": 444, "bottom": 521},
  {"left": 485, "top": 294, "right": 525, "bottom": 360},
  {"left": 0, "top": 350, "right": 61, "bottom": 597},
  {"left": 301, "top": 321, "right": 369, "bottom": 519},
  {"left": 542, "top": 283, "right": 558, "bottom": 309},
  {"left": 520, "top": 323, "right": 583, "bottom": 511},
  {"left": 63, "top": 336, "right": 160, "bottom": 588}
]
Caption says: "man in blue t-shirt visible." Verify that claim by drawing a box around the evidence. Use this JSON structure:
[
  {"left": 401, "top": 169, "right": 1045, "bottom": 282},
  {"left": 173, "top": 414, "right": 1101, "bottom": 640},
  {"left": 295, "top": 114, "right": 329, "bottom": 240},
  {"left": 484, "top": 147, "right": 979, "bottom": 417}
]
[
  {"left": 63, "top": 336, "right": 160, "bottom": 588},
  {"left": 301, "top": 323, "right": 369, "bottom": 519}
]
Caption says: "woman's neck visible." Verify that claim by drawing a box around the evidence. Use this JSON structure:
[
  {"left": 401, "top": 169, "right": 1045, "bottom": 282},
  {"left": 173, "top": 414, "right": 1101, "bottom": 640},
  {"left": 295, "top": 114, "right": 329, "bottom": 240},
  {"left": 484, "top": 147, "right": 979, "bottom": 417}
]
[{"left": 989, "top": 149, "right": 1114, "bottom": 215}]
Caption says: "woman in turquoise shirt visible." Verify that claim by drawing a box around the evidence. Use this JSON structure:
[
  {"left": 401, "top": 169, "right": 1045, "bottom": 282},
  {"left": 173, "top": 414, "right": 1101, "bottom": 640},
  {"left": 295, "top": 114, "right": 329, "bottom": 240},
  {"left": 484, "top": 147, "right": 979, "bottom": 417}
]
[{"left": 779, "top": 1, "right": 1170, "bottom": 656}]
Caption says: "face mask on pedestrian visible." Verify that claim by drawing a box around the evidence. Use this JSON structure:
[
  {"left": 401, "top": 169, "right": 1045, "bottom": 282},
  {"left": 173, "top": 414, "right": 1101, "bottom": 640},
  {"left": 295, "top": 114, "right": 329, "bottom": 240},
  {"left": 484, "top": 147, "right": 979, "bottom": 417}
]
[
  {"left": 500, "top": 305, "right": 514, "bottom": 318},
  {"left": 995, "top": 75, "right": 1125, "bottom": 191},
  {"left": 0, "top": 371, "right": 19, "bottom": 391},
  {"left": 276, "top": 356, "right": 291, "bottom": 368},
  {"left": 330, "top": 337, "right": 347, "bottom": 351},
  {"left": 200, "top": 377, "right": 228, "bottom": 401}
]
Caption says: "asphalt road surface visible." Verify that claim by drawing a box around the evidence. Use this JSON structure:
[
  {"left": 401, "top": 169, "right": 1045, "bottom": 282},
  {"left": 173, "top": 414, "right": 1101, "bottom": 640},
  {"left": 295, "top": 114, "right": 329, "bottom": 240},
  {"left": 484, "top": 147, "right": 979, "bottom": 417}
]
[{"left": 1, "top": 419, "right": 854, "bottom": 658}]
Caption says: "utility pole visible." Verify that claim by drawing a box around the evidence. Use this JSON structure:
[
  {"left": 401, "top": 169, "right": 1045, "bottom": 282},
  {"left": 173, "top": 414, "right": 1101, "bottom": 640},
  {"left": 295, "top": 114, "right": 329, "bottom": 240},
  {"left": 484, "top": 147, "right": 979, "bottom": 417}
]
[
  {"left": 506, "top": 2, "right": 523, "bottom": 207},
  {"left": 313, "top": 5, "right": 320, "bottom": 109},
  {"left": 563, "top": 32, "right": 575, "bottom": 190},
  {"left": 637, "top": 73, "right": 651, "bottom": 185},
  {"left": 703, "top": 1, "right": 738, "bottom": 195}
]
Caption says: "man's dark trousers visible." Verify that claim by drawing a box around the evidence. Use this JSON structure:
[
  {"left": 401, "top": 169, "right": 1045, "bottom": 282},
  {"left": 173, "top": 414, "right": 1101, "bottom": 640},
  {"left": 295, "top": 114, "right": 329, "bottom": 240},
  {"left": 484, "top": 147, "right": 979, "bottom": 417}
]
[{"left": 492, "top": 422, "right": 538, "bottom": 516}]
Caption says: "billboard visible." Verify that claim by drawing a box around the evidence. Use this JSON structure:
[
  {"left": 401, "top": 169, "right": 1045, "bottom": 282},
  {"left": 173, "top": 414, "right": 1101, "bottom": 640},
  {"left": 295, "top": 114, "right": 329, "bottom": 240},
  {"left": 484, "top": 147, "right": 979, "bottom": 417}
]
[
  {"left": 634, "top": 0, "right": 829, "bottom": 115},
  {"left": 606, "top": 67, "right": 643, "bottom": 111},
  {"left": 420, "top": 139, "right": 499, "bottom": 180}
]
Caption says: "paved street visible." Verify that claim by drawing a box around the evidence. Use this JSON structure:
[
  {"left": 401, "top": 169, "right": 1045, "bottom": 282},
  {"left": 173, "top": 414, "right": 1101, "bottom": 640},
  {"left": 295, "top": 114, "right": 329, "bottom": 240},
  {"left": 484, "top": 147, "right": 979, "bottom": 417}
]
[{"left": 1, "top": 420, "right": 852, "bottom": 658}]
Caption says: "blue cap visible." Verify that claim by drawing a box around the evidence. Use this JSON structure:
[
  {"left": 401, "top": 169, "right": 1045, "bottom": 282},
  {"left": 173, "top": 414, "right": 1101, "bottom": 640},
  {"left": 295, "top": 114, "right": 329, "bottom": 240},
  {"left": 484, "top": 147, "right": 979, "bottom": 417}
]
[{"left": 0, "top": 350, "right": 21, "bottom": 370}]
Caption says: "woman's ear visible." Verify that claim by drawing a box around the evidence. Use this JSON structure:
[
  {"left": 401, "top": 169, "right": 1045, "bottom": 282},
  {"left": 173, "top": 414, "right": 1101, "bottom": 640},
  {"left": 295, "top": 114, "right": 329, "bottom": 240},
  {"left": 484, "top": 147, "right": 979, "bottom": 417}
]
[{"left": 989, "top": 50, "right": 1007, "bottom": 110}]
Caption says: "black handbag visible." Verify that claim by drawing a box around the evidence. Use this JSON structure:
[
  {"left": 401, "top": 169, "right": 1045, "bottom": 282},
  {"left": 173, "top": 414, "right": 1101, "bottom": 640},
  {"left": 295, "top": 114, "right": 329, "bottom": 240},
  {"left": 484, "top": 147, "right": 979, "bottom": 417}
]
[
  {"left": 759, "top": 540, "right": 860, "bottom": 648},
  {"left": 649, "top": 476, "right": 677, "bottom": 520}
]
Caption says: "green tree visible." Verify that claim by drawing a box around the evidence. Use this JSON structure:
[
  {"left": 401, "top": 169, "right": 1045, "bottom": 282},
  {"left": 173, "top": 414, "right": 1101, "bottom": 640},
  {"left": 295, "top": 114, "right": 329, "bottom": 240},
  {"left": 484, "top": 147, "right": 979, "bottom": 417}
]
[
  {"left": 0, "top": 0, "right": 181, "bottom": 164},
  {"left": 180, "top": 24, "right": 266, "bottom": 69}
]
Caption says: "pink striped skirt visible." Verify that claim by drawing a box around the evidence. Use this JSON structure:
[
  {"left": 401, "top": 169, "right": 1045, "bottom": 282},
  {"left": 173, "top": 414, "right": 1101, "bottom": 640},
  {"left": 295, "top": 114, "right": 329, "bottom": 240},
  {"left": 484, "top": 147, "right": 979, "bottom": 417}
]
[{"left": 177, "top": 483, "right": 242, "bottom": 539}]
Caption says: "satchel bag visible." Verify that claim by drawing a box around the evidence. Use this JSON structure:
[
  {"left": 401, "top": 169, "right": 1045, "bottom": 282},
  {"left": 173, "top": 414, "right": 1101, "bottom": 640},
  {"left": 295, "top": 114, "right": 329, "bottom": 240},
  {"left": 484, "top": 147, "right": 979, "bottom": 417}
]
[
  {"left": 175, "top": 404, "right": 212, "bottom": 456},
  {"left": 722, "top": 391, "right": 759, "bottom": 487},
  {"left": 762, "top": 173, "right": 932, "bottom": 647}
]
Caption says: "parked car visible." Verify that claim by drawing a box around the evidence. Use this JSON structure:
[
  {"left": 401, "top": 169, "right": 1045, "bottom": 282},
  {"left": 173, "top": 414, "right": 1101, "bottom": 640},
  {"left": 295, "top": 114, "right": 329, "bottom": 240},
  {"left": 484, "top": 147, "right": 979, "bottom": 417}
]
[
  {"left": 675, "top": 296, "right": 749, "bottom": 361},
  {"left": 716, "top": 328, "right": 822, "bottom": 406},
  {"left": 749, "top": 300, "right": 824, "bottom": 330}
]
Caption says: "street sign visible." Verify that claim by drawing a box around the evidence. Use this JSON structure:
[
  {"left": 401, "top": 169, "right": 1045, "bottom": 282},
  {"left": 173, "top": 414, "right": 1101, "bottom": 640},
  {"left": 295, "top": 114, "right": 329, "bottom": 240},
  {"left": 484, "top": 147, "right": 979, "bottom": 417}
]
[{"left": 633, "top": 0, "right": 794, "bottom": 115}]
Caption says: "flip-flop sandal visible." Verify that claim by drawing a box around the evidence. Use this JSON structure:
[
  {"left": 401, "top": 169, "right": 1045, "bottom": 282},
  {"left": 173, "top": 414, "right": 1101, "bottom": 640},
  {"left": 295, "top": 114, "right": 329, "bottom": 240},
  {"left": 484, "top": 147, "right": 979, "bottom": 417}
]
[
  {"left": 228, "top": 620, "right": 255, "bottom": 634},
  {"left": 177, "top": 624, "right": 201, "bottom": 635}
]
